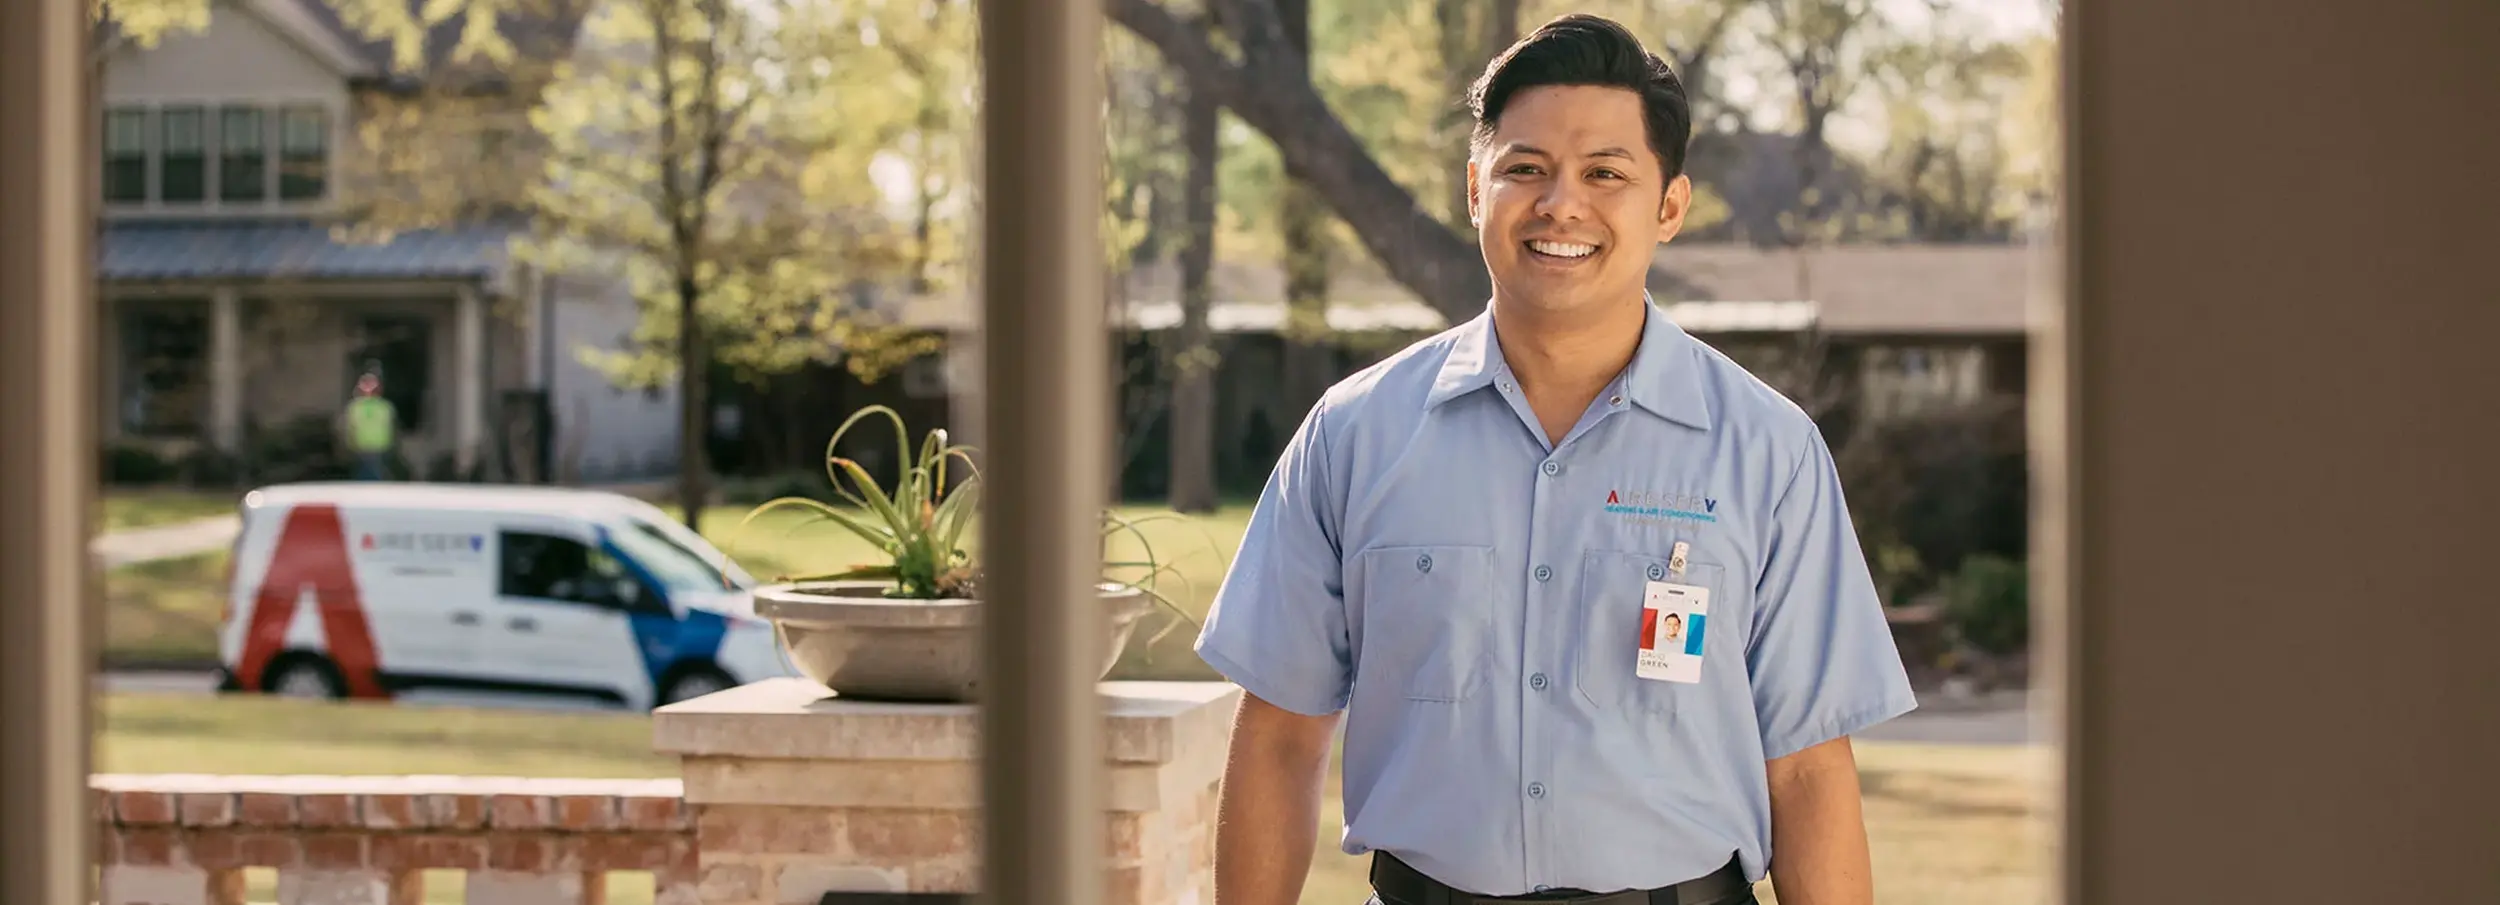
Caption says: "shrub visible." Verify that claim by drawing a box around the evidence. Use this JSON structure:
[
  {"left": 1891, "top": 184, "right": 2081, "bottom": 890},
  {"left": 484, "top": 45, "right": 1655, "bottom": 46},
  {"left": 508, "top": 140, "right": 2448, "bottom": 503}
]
[
  {"left": 1944, "top": 554, "right": 2030, "bottom": 656},
  {"left": 101, "top": 443, "right": 179, "bottom": 485}
]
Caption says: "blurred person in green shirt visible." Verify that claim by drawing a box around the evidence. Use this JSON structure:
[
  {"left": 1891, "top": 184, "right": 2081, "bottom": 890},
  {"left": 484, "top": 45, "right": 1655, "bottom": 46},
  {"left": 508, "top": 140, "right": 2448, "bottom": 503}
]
[{"left": 343, "top": 371, "right": 397, "bottom": 481}]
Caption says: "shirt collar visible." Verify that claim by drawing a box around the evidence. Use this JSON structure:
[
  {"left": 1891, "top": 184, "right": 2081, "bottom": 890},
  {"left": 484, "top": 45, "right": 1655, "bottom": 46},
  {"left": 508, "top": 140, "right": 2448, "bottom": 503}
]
[{"left": 1425, "top": 295, "right": 1714, "bottom": 431}]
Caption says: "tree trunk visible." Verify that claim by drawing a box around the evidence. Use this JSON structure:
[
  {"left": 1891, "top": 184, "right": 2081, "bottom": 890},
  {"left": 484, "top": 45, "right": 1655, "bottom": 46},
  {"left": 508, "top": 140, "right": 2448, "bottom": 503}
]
[
  {"left": 1277, "top": 0, "right": 1334, "bottom": 417},
  {"left": 1168, "top": 66, "right": 1220, "bottom": 515},
  {"left": 676, "top": 274, "right": 708, "bottom": 531},
  {"left": 1111, "top": 0, "right": 1708, "bottom": 323}
]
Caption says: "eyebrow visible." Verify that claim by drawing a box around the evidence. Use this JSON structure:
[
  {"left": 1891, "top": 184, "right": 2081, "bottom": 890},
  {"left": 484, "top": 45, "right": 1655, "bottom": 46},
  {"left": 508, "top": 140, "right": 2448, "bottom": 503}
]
[{"left": 1498, "top": 143, "right": 1637, "bottom": 161}]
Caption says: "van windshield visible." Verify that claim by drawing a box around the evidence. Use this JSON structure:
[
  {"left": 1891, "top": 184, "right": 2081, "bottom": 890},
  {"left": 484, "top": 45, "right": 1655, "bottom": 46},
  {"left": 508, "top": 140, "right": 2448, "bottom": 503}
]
[{"left": 609, "top": 519, "right": 742, "bottom": 593}]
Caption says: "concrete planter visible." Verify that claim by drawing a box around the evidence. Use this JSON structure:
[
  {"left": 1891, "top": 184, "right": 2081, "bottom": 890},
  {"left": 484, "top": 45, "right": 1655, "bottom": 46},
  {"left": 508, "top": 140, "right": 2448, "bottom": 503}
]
[{"left": 754, "top": 580, "right": 1157, "bottom": 702}]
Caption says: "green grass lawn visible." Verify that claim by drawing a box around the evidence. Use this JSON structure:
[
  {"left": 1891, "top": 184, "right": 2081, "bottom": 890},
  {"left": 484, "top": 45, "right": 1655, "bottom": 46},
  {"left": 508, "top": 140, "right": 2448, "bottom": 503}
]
[
  {"left": 99, "top": 489, "right": 241, "bottom": 532},
  {"left": 95, "top": 692, "right": 676, "bottom": 778},
  {"left": 101, "top": 551, "right": 230, "bottom": 669}
]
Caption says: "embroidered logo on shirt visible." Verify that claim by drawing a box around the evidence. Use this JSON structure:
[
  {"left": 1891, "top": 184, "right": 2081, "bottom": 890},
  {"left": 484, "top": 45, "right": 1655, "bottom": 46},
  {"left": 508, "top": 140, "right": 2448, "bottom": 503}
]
[{"left": 1604, "top": 489, "right": 1719, "bottom": 525}]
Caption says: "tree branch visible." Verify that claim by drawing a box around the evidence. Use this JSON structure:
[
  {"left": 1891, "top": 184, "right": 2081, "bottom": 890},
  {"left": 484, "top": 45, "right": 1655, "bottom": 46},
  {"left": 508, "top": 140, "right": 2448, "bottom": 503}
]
[{"left": 1111, "top": 0, "right": 1705, "bottom": 320}]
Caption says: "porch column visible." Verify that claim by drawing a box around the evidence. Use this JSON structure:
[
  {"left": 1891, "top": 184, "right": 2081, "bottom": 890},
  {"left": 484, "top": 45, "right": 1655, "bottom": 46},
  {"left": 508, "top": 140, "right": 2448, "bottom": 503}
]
[
  {"left": 208, "top": 287, "right": 241, "bottom": 451},
  {"left": 454, "top": 283, "right": 485, "bottom": 477}
]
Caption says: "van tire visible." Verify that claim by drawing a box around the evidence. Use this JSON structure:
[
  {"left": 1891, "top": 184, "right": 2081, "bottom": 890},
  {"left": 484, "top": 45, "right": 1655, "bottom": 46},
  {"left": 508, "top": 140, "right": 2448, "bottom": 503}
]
[
  {"left": 657, "top": 665, "right": 736, "bottom": 707},
  {"left": 263, "top": 655, "right": 348, "bottom": 700}
]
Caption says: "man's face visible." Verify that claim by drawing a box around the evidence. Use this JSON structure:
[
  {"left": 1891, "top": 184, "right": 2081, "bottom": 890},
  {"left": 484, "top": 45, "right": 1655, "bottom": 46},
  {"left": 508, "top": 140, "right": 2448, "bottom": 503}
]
[{"left": 1468, "top": 84, "right": 1690, "bottom": 318}]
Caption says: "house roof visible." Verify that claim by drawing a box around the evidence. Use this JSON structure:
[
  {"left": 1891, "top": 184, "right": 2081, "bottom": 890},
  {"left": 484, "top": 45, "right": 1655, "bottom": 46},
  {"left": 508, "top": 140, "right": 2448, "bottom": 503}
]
[
  {"left": 100, "top": 219, "right": 516, "bottom": 283},
  {"left": 890, "top": 242, "right": 2042, "bottom": 338},
  {"left": 280, "top": 0, "right": 588, "bottom": 83}
]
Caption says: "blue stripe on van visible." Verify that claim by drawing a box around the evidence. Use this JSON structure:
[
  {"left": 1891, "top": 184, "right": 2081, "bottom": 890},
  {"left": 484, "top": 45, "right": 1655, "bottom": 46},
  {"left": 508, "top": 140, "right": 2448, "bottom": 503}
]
[{"left": 599, "top": 529, "right": 728, "bottom": 695}]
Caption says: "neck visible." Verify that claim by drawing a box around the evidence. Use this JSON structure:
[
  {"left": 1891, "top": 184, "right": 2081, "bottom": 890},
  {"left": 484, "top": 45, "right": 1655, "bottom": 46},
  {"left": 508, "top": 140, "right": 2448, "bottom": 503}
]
[{"left": 1490, "top": 293, "right": 1648, "bottom": 395}]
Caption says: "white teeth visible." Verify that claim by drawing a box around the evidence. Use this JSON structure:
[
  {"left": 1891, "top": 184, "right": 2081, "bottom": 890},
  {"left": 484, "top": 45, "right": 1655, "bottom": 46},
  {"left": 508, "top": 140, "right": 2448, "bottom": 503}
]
[{"left": 1529, "top": 240, "right": 1597, "bottom": 258}]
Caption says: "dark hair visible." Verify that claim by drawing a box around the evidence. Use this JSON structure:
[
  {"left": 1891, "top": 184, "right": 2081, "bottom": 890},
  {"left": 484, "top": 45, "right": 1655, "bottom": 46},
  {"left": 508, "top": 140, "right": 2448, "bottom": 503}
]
[{"left": 1465, "top": 14, "right": 1692, "bottom": 180}]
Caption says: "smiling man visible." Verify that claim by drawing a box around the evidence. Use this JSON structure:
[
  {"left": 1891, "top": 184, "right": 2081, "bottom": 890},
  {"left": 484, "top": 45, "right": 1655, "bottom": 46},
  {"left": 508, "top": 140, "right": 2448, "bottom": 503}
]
[{"left": 1194, "top": 13, "right": 1917, "bottom": 905}]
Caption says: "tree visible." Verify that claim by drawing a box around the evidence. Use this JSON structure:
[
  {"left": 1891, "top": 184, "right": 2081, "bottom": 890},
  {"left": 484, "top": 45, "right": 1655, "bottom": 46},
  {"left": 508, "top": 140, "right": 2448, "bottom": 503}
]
[
  {"left": 1166, "top": 45, "right": 1222, "bottom": 514},
  {"left": 1276, "top": 0, "right": 1335, "bottom": 416},
  {"left": 1862, "top": 16, "right": 2031, "bottom": 241},
  {"left": 1760, "top": 0, "right": 1881, "bottom": 243},
  {"left": 1112, "top": 0, "right": 1491, "bottom": 324}
]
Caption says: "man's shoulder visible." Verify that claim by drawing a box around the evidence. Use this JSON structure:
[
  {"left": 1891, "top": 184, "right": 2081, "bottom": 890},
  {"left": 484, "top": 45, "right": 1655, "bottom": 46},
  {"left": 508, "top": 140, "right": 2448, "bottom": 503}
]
[
  {"left": 1307, "top": 322, "right": 1473, "bottom": 433},
  {"left": 1682, "top": 333, "right": 1832, "bottom": 473}
]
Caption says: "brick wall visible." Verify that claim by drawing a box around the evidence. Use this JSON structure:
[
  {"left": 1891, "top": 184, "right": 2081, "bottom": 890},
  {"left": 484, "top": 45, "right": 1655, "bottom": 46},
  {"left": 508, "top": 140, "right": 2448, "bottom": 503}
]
[
  {"left": 656, "top": 678, "right": 1242, "bottom": 905},
  {"left": 92, "top": 775, "right": 695, "bottom": 905}
]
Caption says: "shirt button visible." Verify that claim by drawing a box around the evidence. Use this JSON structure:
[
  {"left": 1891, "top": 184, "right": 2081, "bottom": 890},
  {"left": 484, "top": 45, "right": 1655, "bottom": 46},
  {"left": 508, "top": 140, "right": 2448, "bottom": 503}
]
[
  {"left": 1540, "top": 460, "right": 1560, "bottom": 476},
  {"left": 1416, "top": 554, "right": 1433, "bottom": 574},
  {"left": 1529, "top": 672, "right": 1548, "bottom": 690},
  {"left": 1533, "top": 564, "right": 1552, "bottom": 582},
  {"left": 1609, "top": 395, "right": 1625, "bottom": 406},
  {"left": 1499, "top": 379, "right": 1515, "bottom": 392},
  {"left": 1527, "top": 782, "right": 1546, "bottom": 798}
]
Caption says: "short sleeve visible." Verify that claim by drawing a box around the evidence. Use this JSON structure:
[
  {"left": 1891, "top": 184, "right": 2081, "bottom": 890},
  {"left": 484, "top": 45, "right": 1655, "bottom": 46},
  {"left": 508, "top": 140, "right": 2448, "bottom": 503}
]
[
  {"left": 1192, "top": 400, "right": 1352, "bottom": 717},
  {"left": 1744, "top": 427, "right": 1919, "bottom": 760}
]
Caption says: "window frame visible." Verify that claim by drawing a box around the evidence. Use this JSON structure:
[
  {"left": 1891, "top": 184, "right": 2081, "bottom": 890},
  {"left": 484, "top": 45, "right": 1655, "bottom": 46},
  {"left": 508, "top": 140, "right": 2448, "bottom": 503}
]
[
  {"left": 102, "top": 106, "right": 150, "bottom": 205},
  {"left": 217, "top": 106, "right": 268, "bottom": 203},
  {"left": 278, "top": 104, "right": 328, "bottom": 202},
  {"left": 157, "top": 105, "right": 207, "bottom": 204}
]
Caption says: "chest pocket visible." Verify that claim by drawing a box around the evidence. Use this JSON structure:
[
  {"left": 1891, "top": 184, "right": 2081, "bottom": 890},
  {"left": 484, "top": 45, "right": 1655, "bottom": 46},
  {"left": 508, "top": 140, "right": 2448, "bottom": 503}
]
[
  {"left": 1575, "top": 549, "right": 1725, "bottom": 719},
  {"left": 1356, "top": 544, "right": 1495, "bottom": 703}
]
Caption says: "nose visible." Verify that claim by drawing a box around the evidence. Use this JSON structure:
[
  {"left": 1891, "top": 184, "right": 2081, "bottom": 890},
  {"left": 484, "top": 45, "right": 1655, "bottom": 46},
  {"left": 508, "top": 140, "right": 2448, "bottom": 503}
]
[{"left": 1532, "top": 173, "right": 1593, "bottom": 223}]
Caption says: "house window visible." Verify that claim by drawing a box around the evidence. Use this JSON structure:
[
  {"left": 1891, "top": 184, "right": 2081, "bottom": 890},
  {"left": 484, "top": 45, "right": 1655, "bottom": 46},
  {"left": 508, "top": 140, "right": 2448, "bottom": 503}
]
[
  {"left": 159, "top": 107, "right": 206, "bottom": 203},
  {"left": 103, "top": 109, "right": 149, "bottom": 204},
  {"left": 219, "top": 107, "right": 267, "bottom": 202},
  {"left": 279, "top": 106, "right": 327, "bottom": 201},
  {"left": 350, "top": 315, "right": 431, "bottom": 432},
  {"left": 119, "top": 308, "right": 210, "bottom": 436}
]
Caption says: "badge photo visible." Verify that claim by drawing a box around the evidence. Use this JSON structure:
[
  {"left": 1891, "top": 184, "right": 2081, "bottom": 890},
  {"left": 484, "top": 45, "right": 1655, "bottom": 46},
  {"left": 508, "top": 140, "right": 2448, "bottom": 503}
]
[{"left": 1637, "top": 579, "right": 1709, "bottom": 684}]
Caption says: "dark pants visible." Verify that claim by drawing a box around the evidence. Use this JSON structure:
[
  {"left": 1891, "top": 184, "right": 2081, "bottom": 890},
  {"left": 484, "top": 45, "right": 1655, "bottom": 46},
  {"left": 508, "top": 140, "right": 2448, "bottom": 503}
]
[{"left": 353, "top": 452, "right": 389, "bottom": 481}]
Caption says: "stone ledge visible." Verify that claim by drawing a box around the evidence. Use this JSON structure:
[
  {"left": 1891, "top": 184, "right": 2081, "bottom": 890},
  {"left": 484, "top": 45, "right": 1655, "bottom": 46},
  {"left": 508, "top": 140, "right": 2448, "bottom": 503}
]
[{"left": 653, "top": 678, "right": 1241, "bottom": 765}]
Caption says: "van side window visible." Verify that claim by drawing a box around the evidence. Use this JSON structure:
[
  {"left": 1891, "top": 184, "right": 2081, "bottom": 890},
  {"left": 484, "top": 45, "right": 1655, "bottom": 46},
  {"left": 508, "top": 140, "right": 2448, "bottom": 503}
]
[{"left": 498, "top": 531, "right": 662, "bottom": 613}]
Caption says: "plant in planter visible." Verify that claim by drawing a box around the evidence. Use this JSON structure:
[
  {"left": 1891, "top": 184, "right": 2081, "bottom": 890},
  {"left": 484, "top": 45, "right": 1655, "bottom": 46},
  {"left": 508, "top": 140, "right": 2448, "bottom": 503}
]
[{"left": 737, "top": 404, "right": 1215, "bottom": 702}]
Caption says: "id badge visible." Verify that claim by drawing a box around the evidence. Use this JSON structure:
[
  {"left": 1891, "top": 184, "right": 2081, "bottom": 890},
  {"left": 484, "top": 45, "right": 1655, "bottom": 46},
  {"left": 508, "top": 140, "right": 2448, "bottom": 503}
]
[{"left": 1637, "top": 580, "right": 1710, "bottom": 684}]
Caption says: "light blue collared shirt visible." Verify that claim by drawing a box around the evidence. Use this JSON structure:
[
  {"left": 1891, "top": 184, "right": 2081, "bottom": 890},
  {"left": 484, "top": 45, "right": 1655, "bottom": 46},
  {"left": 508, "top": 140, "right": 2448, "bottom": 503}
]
[{"left": 1195, "top": 298, "right": 1917, "bottom": 896}]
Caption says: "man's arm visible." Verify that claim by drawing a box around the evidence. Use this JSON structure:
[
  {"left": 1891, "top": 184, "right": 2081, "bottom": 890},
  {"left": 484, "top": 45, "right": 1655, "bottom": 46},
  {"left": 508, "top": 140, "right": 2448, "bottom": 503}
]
[
  {"left": 1764, "top": 736, "right": 1875, "bottom": 905},
  {"left": 1213, "top": 690, "right": 1342, "bottom": 905}
]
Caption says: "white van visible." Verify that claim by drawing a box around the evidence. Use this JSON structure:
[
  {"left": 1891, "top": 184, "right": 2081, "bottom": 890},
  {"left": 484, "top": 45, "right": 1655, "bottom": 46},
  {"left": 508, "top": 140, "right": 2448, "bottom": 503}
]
[{"left": 215, "top": 482, "right": 794, "bottom": 710}]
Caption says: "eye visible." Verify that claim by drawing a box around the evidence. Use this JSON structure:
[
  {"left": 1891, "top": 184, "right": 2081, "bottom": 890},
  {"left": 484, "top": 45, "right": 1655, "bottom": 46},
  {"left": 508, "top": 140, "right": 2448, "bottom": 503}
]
[
  {"left": 1503, "top": 163, "right": 1544, "bottom": 176},
  {"left": 1588, "top": 167, "right": 1626, "bottom": 181}
]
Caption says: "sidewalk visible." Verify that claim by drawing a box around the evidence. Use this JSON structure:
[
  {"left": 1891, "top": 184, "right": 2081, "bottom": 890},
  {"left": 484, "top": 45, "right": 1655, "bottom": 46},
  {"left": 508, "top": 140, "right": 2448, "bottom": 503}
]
[{"left": 91, "top": 515, "right": 240, "bottom": 568}]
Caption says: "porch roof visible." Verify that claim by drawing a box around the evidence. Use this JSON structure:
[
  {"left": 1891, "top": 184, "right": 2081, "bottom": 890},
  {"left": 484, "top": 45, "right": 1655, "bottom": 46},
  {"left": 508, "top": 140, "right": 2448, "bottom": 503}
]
[{"left": 99, "top": 219, "right": 515, "bottom": 284}]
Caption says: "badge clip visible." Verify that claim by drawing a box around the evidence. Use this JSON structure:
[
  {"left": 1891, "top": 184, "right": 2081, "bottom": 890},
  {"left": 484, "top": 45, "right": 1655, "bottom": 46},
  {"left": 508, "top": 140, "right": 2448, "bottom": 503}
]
[{"left": 1668, "top": 541, "right": 1690, "bottom": 579}]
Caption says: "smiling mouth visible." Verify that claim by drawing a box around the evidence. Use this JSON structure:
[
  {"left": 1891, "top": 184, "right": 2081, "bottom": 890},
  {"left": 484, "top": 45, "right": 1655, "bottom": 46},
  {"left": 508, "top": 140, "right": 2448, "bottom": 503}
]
[{"left": 1525, "top": 239, "right": 1601, "bottom": 263}]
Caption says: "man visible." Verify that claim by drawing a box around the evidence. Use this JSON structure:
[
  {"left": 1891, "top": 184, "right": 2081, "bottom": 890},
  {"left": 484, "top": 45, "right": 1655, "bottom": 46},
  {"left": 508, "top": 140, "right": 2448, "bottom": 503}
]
[
  {"left": 1194, "top": 14, "right": 1916, "bottom": 905},
  {"left": 343, "top": 371, "right": 397, "bottom": 481}
]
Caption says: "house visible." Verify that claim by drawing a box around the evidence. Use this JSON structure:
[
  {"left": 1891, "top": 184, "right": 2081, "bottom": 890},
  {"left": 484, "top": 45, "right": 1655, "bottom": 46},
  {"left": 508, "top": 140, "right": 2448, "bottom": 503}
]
[
  {"left": 717, "top": 239, "right": 2048, "bottom": 497},
  {"left": 93, "top": 0, "right": 681, "bottom": 485}
]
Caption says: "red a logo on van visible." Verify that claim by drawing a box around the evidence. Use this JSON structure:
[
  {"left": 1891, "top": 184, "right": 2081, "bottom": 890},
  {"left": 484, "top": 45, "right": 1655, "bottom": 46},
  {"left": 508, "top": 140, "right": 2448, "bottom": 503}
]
[{"left": 232, "top": 504, "right": 390, "bottom": 699}]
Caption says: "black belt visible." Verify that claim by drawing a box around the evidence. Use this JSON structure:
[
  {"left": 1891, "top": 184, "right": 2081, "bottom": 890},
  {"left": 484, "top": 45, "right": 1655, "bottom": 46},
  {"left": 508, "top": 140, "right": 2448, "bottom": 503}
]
[{"left": 1369, "top": 852, "right": 1750, "bottom": 905}]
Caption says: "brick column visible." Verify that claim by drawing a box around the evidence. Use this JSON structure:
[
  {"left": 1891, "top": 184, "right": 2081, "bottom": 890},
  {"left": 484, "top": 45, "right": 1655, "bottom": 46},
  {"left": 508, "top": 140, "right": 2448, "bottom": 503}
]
[{"left": 654, "top": 678, "right": 1240, "bottom": 905}]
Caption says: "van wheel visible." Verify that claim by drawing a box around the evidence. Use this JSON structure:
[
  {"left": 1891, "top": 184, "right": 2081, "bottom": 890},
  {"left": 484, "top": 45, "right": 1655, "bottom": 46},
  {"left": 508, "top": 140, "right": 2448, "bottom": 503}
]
[
  {"left": 264, "top": 657, "right": 347, "bottom": 700},
  {"left": 658, "top": 667, "right": 735, "bottom": 707}
]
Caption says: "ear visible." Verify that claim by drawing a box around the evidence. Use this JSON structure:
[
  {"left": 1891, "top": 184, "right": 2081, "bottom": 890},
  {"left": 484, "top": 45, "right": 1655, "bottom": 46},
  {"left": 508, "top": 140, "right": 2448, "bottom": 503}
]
[
  {"left": 1465, "top": 157, "right": 1483, "bottom": 229},
  {"left": 1655, "top": 174, "right": 1693, "bottom": 245}
]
